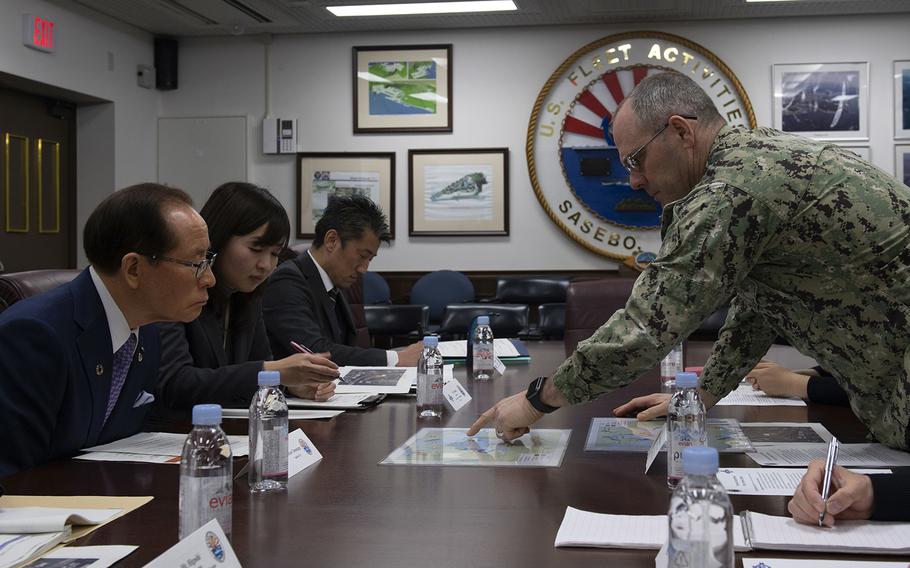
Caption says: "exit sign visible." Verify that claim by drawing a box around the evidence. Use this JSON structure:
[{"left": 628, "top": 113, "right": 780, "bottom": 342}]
[{"left": 23, "top": 14, "right": 55, "bottom": 53}]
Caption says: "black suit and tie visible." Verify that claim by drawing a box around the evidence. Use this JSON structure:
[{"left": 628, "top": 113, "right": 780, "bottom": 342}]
[{"left": 263, "top": 251, "right": 386, "bottom": 365}]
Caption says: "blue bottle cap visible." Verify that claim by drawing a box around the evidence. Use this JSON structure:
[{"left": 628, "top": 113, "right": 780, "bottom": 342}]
[
  {"left": 192, "top": 404, "right": 222, "bottom": 425},
  {"left": 682, "top": 446, "right": 718, "bottom": 476},
  {"left": 258, "top": 370, "right": 281, "bottom": 386},
  {"left": 423, "top": 336, "right": 439, "bottom": 347},
  {"left": 675, "top": 371, "right": 698, "bottom": 389},
  {"left": 477, "top": 315, "right": 490, "bottom": 325}
]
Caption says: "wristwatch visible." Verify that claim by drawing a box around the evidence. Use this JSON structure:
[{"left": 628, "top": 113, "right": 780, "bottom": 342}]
[{"left": 526, "top": 376, "right": 559, "bottom": 414}]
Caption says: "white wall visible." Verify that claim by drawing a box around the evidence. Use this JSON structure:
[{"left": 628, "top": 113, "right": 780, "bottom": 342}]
[
  {"left": 160, "top": 13, "right": 910, "bottom": 271},
  {"left": 0, "top": 0, "right": 159, "bottom": 265}
]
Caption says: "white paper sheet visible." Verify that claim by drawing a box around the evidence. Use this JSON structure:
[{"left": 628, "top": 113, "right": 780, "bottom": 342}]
[
  {"left": 334, "top": 366, "right": 415, "bottom": 394},
  {"left": 33, "top": 545, "right": 138, "bottom": 567},
  {"left": 740, "top": 422, "right": 833, "bottom": 446},
  {"left": 746, "top": 511, "right": 910, "bottom": 554},
  {"left": 81, "top": 432, "right": 249, "bottom": 460},
  {"left": 718, "top": 467, "right": 890, "bottom": 496},
  {"left": 714, "top": 384, "right": 806, "bottom": 406},
  {"left": 436, "top": 338, "right": 521, "bottom": 358},
  {"left": 0, "top": 507, "right": 120, "bottom": 534},
  {"left": 743, "top": 559, "right": 909, "bottom": 568},
  {"left": 746, "top": 443, "right": 910, "bottom": 467},
  {"left": 286, "top": 392, "right": 376, "bottom": 409},
  {"left": 0, "top": 529, "right": 70, "bottom": 568},
  {"left": 221, "top": 408, "right": 342, "bottom": 420}
]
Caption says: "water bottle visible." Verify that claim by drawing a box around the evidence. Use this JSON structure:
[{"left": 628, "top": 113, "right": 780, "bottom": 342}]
[
  {"left": 179, "top": 404, "right": 233, "bottom": 539},
  {"left": 249, "top": 370, "right": 289, "bottom": 493},
  {"left": 667, "top": 371, "right": 706, "bottom": 489},
  {"left": 472, "top": 315, "right": 494, "bottom": 381},
  {"left": 660, "top": 343, "right": 684, "bottom": 393},
  {"left": 417, "top": 335, "right": 444, "bottom": 419},
  {"left": 667, "top": 446, "right": 734, "bottom": 568}
]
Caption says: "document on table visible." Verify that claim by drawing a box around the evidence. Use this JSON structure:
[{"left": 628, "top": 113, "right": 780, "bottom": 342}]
[
  {"left": 79, "top": 432, "right": 249, "bottom": 461},
  {"left": 554, "top": 507, "right": 910, "bottom": 555},
  {"left": 24, "top": 545, "right": 138, "bottom": 567},
  {"left": 743, "top": 559, "right": 910, "bottom": 568},
  {"left": 221, "top": 407, "right": 343, "bottom": 420},
  {"left": 747, "top": 443, "right": 910, "bottom": 467},
  {"left": 714, "top": 384, "right": 806, "bottom": 406},
  {"left": 334, "top": 366, "right": 415, "bottom": 394},
  {"left": 0, "top": 507, "right": 121, "bottom": 534},
  {"left": 436, "top": 338, "right": 525, "bottom": 358},
  {"left": 286, "top": 392, "right": 378, "bottom": 409},
  {"left": 0, "top": 495, "right": 152, "bottom": 543},
  {"left": 740, "top": 422, "right": 833, "bottom": 446},
  {"left": 0, "top": 528, "right": 71, "bottom": 568},
  {"left": 717, "top": 467, "right": 891, "bottom": 496}
]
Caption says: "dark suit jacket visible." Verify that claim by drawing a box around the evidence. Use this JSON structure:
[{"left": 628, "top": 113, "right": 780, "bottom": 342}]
[
  {"left": 146, "top": 296, "right": 271, "bottom": 428},
  {"left": 263, "top": 251, "right": 386, "bottom": 365},
  {"left": 0, "top": 269, "right": 160, "bottom": 477}
]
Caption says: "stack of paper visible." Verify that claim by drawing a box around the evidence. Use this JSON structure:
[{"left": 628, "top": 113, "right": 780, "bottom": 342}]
[
  {"left": 0, "top": 506, "right": 123, "bottom": 568},
  {"left": 436, "top": 338, "right": 530, "bottom": 361},
  {"left": 78, "top": 432, "right": 249, "bottom": 464}
]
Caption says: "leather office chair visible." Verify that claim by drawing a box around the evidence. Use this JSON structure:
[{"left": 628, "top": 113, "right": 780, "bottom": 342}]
[
  {"left": 409, "top": 270, "right": 475, "bottom": 327},
  {"left": 493, "top": 276, "right": 569, "bottom": 304},
  {"left": 362, "top": 271, "right": 391, "bottom": 304},
  {"left": 436, "top": 303, "right": 529, "bottom": 340},
  {"left": 537, "top": 302, "right": 566, "bottom": 339},
  {"left": 364, "top": 304, "right": 430, "bottom": 347},
  {"left": 0, "top": 269, "right": 81, "bottom": 313},
  {"left": 564, "top": 277, "right": 636, "bottom": 356}
]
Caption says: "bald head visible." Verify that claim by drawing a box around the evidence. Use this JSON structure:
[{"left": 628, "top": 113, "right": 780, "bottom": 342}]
[{"left": 612, "top": 72, "right": 724, "bottom": 135}]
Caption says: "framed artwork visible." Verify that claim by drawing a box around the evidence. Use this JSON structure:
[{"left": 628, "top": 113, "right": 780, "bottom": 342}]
[
  {"left": 772, "top": 62, "right": 869, "bottom": 140},
  {"left": 408, "top": 148, "right": 509, "bottom": 237},
  {"left": 897, "top": 145, "right": 910, "bottom": 188},
  {"left": 352, "top": 44, "right": 452, "bottom": 134},
  {"left": 840, "top": 145, "right": 870, "bottom": 161},
  {"left": 895, "top": 60, "right": 910, "bottom": 139},
  {"left": 296, "top": 152, "right": 395, "bottom": 239}
]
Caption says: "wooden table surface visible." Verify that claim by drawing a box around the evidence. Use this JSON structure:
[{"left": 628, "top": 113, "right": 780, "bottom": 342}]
[{"left": 4, "top": 340, "right": 902, "bottom": 567}]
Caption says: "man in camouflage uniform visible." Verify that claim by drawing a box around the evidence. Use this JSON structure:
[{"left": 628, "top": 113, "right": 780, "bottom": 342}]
[{"left": 468, "top": 72, "right": 910, "bottom": 451}]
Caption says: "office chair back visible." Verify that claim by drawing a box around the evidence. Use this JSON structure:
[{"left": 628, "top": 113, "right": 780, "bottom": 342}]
[
  {"left": 409, "top": 270, "right": 475, "bottom": 324},
  {"left": 362, "top": 271, "right": 391, "bottom": 304},
  {"left": 0, "top": 269, "right": 81, "bottom": 313},
  {"left": 436, "top": 303, "right": 529, "bottom": 339}
]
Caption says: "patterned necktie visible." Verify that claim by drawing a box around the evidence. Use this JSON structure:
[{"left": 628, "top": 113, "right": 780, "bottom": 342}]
[
  {"left": 328, "top": 288, "right": 339, "bottom": 303},
  {"left": 104, "top": 332, "right": 137, "bottom": 424}
]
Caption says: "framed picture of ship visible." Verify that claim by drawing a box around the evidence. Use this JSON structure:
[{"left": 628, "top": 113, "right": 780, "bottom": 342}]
[
  {"left": 353, "top": 44, "right": 452, "bottom": 134},
  {"left": 408, "top": 148, "right": 509, "bottom": 237},
  {"left": 297, "top": 152, "right": 395, "bottom": 239}
]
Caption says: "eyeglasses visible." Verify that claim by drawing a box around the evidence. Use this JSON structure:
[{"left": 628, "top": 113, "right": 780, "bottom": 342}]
[
  {"left": 146, "top": 250, "right": 217, "bottom": 279},
  {"left": 621, "top": 115, "right": 698, "bottom": 173}
]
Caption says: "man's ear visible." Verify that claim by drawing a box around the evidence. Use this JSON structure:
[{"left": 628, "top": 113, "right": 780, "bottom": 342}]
[
  {"left": 324, "top": 229, "right": 340, "bottom": 253},
  {"left": 669, "top": 115, "right": 697, "bottom": 149},
  {"left": 121, "top": 253, "right": 142, "bottom": 290}
]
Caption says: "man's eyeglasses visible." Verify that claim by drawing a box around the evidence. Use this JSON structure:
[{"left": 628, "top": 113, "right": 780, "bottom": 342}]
[
  {"left": 621, "top": 115, "right": 698, "bottom": 173},
  {"left": 146, "top": 251, "right": 217, "bottom": 279}
]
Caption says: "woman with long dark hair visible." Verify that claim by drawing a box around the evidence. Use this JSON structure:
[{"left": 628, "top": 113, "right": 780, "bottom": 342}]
[{"left": 147, "top": 182, "right": 337, "bottom": 425}]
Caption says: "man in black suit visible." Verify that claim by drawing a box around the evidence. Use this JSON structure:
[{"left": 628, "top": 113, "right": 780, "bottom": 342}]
[{"left": 263, "top": 195, "right": 422, "bottom": 367}]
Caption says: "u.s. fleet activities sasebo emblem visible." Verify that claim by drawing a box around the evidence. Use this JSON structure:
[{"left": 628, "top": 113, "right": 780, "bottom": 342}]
[{"left": 527, "top": 31, "right": 755, "bottom": 264}]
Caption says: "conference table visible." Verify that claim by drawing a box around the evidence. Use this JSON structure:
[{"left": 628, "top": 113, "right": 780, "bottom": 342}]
[{"left": 4, "top": 341, "right": 904, "bottom": 566}]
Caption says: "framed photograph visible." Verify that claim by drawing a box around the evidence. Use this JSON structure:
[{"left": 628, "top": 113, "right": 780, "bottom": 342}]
[
  {"left": 897, "top": 145, "right": 910, "bottom": 188},
  {"left": 409, "top": 148, "right": 509, "bottom": 237},
  {"left": 840, "top": 145, "right": 870, "bottom": 161},
  {"left": 296, "top": 152, "right": 395, "bottom": 239},
  {"left": 895, "top": 60, "right": 910, "bottom": 139},
  {"left": 353, "top": 44, "right": 452, "bottom": 134},
  {"left": 772, "top": 62, "right": 869, "bottom": 140}
]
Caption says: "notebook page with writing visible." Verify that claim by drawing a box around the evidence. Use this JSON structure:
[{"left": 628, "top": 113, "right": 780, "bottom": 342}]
[
  {"left": 555, "top": 507, "right": 748, "bottom": 551},
  {"left": 747, "top": 512, "right": 910, "bottom": 554}
]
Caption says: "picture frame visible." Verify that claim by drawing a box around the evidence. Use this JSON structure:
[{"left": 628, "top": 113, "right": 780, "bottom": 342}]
[
  {"left": 895, "top": 60, "right": 910, "bottom": 139},
  {"left": 772, "top": 62, "right": 869, "bottom": 140},
  {"left": 408, "top": 148, "right": 509, "bottom": 237},
  {"left": 897, "top": 145, "right": 910, "bottom": 188},
  {"left": 296, "top": 152, "right": 395, "bottom": 239},
  {"left": 353, "top": 44, "right": 452, "bottom": 134}
]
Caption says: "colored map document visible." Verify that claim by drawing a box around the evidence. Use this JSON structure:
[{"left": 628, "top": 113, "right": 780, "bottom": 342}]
[
  {"left": 380, "top": 428, "right": 571, "bottom": 468},
  {"left": 584, "top": 418, "right": 754, "bottom": 453}
]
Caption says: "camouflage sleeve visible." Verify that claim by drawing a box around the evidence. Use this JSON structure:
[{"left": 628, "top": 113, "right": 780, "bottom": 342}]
[
  {"left": 552, "top": 182, "right": 780, "bottom": 404},
  {"left": 700, "top": 295, "right": 778, "bottom": 399}
]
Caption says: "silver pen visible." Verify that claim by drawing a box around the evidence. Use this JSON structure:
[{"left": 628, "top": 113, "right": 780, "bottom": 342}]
[{"left": 818, "top": 436, "right": 839, "bottom": 527}]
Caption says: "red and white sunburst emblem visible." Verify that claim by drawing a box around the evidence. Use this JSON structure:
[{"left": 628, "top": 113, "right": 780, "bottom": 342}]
[{"left": 527, "top": 32, "right": 755, "bottom": 265}]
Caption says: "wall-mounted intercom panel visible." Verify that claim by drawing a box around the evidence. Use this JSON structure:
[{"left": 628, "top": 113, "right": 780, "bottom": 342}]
[{"left": 262, "top": 117, "right": 297, "bottom": 154}]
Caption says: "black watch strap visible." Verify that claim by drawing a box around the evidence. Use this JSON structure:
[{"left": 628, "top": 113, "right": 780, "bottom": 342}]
[{"left": 526, "top": 376, "right": 559, "bottom": 414}]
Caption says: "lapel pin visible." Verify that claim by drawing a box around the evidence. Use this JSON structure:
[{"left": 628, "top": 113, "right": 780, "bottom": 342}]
[
  {"left": 95, "top": 363, "right": 104, "bottom": 376},
  {"left": 137, "top": 347, "right": 144, "bottom": 363}
]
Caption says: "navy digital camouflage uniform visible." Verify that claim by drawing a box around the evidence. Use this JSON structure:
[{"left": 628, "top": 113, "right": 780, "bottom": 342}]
[{"left": 552, "top": 125, "right": 910, "bottom": 450}]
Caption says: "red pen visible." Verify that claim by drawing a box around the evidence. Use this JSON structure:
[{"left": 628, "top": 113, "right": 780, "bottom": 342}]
[{"left": 290, "top": 340, "right": 314, "bottom": 354}]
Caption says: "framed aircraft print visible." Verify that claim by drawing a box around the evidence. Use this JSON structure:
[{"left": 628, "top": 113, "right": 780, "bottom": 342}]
[{"left": 773, "top": 62, "right": 869, "bottom": 141}]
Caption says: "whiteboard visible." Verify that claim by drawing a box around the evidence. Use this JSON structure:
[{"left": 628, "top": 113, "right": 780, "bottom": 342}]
[{"left": 157, "top": 116, "right": 247, "bottom": 208}]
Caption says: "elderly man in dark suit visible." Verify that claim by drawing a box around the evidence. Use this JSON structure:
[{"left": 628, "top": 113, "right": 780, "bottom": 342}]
[
  {"left": 0, "top": 183, "right": 215, "bottom": 476},
  {"left": 263, "top": 195, "right": 422, "bottom": 367}
]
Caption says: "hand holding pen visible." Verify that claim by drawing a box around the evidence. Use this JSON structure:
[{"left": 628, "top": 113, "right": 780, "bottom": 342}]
[
  {"left": 787, "top": 443, "right": 875, "bottom": 527},
  {"left": 818, "top": 437, "right": 839, "bottom": 526},
  {"left": 262, "top": 342, "right": 339, "bottom": 400}
]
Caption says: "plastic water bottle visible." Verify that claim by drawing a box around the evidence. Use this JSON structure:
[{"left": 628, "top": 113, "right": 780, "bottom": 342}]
[
  {"left": 249, "top": 370, "right": 289, "bottom": 493},
  {"left": 667, "top": 446, "right": 734, "bottom": 568},
  {"left": 667, "top": 371, "right": 706, "bottom": 489},
  {"left": 472, "top": 315, "right": 494, "bottom": 381},
  {"left": 660, "top": 343, "right": 684, "bottom": 393},
  {"left": 417, "top": 335, "right": 444, "bottom": 419},
  {"left": 179, "top": 404, "right": 233, "bottom": 539}
]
